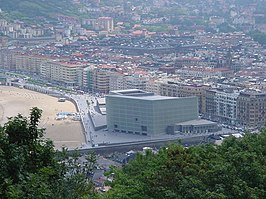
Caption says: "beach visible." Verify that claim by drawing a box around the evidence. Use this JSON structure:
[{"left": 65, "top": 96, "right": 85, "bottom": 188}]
[{"left": 0, "top": 86, "right": 85, "bottom": 149}]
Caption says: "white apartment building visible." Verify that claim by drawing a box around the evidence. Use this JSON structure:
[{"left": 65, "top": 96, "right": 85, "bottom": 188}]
[
  {"left": 97, "top": 17, "right": 114, "bottom": 32},
  {"left": 14, "top": 54, "right": 49, "bottom": 74},
  {"left": 109, "top": 72, "right": 127, "bottom": 91},
  {"left": 206, "top": 89, "right": 239, "bottom": 125},
  {"left": 126, "top": 74, "right": 148, "bottom": 90},
  {"left": 145, "top": 79, "right": 160, "bottom": 95},
  {"left": 41, "top": 61, "right": 85, "bottom": 86}
]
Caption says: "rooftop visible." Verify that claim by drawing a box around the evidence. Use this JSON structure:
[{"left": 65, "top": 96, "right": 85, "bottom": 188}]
[
  {"left": 108, "top": 89, "right": 194, "bottom": 101},
  {"left": 175, "top": 119, "right": 216, "bottom": 126},
  {"left": 109, "top": 89, "right": 153, "bottom": 97}
]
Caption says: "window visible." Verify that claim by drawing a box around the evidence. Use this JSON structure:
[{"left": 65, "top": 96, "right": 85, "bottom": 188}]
[
  {"left": 141, "top": 125, "right": 147, "bottom": 131},
  {"left": 114, "top": 124, "right": 118, "bottom": 128}
]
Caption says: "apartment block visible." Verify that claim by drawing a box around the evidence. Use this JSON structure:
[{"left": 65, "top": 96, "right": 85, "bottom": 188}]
[
  {"left": 145, "top": 79, "right": 160, "bottom": 95},
  {"left": 82, "top": 65, "right": 94, "bottom": 91},
  {"left": 159, "top": 79, "right": 208, "bottom": 114},
  {"left": 205, "top": 89, "right": 239, "bottom": 125},
  {"left": 41, "top": 61, "right": 85, "bottom": 86},
  {"left": 0, "top": 36, "right": 8, "bottom": 48},
  {"left": 93, "top": 68, "right": 110, "bottom": 93},
  {"left": 97, "top": 17, "right": 114, "bottom": 32},
  {"left": 237, "top": 91, "right": 266, "bottom": 128},
  {"left": 126, "top": 74, "right": 148, "bottom": 90},
  {"left": 14, "top": 54, "right": 49, "bottom": 74},
  {"left": 0, "top": 49, "right": 16, "bottom": 70},
  {"left": 82, "top": 64, "right": 115, "bottom": 93},
  {"left": 109, "top": 71, "right": 127, "bottom": 91}
]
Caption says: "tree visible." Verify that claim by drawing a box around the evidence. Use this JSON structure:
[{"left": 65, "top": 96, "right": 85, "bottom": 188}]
[
  {"left": 249, "top": 31, "right": 266, "bottom": 46},
  {"left": 0, "top": 0, "right": 81, "bottom": 23},
  {"left": 104, "top": 130, "right": 266, "bottom": 198},
  {"left": 0, "top": 107, "right": 97, "bottom": 199}
]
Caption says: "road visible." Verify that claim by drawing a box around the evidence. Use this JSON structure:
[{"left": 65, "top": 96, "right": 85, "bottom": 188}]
[{"left": 68, "top": 94, "right": 97, "bottom": 148}]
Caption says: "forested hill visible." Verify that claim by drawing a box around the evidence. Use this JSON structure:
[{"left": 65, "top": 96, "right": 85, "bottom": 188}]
[{"left": 0, "top": 0, "right": 80, "bottom": 22}]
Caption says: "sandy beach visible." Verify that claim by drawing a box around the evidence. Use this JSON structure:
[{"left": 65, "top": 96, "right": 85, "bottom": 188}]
[{"left": 0, "top": 86, "right": 85, "bottom": 149}]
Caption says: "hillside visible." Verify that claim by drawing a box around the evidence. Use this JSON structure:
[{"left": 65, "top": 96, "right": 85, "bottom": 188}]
[
  {"left": 0, "top": 0, "right": 81, "bottom": 22},
  {"left": 105, "top": 130, "right": 266, "bottom": 198}
]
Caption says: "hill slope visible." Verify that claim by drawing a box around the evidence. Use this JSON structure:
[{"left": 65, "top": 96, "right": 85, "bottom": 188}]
[{"left": 0, "top": 0, "right": 80, "bottom": 22}]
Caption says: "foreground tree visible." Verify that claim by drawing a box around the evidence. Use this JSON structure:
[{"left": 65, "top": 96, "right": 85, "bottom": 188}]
[
  {"left": 105, "top": 130, "right": 266, "bottom": 199},
  {"left": 0, "top": 107, "right": 96, "bottom": 199}
]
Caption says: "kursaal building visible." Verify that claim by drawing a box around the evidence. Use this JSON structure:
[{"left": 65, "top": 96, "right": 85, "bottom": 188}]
[{"left": 106, "top": 89, "right": 199, "bottom": 136}]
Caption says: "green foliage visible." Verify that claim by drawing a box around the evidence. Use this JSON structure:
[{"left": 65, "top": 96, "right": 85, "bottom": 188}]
[
  {"left": 217, "top": 23, "right": 236, "bottom": 33},
  {"left": 0, "top": 107, "right": 96, "bottom": 199},
  {"left": 0, "top": 0, "right": 81, "bottom": 22},
  {"left": 249, "top": 31, "right": 266, "bottom": 46},
  {"left": 143, "top": 25, "right": 169, "bottom": 32},
  {"left": 104, "top": 130, "right": 266, "bottom": 199},
  {"left": 100, "top": 0, "right": 123, "bottom": 7}
]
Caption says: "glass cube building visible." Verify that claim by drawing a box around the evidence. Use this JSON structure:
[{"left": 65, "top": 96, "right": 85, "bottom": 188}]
[{"left": 106, "top": 89, "right": 198, "bottom": 136}]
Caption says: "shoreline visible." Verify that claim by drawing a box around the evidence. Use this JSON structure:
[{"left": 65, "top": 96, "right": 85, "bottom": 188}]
[{"left": 0, "top": 86, "right": 84, "bottom": 149}]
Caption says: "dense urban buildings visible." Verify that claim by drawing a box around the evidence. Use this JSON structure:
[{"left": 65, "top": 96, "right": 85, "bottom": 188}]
[{"left": 0, "top": 0, "right": 265, "bottom": 131}]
